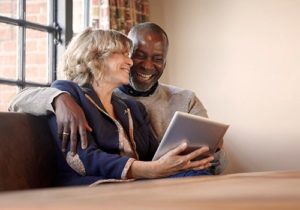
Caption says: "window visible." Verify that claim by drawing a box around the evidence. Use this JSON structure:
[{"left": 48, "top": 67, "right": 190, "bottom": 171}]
[
  {"left": 0, "top": 0, "right": 64, "bottom": 111},
  {"left": 0, "top": 0, "right": 148, "bottom": 111},
  {"left": 73, "top": 0, "right": 89, "bottom": 34}
]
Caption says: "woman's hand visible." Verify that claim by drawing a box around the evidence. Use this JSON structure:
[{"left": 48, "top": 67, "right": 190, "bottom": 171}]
[
  {"left": 128, "top": 143, "right": 214, "bottom": 179},
  {"left": 153, "top": 143, "right": 214, "bottom": 177}
]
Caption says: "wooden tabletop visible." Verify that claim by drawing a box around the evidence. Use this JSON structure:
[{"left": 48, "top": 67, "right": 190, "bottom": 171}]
[{"left": 0, "top": 170, "right": 300, "bottom": 210}]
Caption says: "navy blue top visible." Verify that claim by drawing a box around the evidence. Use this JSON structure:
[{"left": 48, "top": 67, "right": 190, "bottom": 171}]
[{"left": 48, "top": 80, "right": 158, "bottom": 186}]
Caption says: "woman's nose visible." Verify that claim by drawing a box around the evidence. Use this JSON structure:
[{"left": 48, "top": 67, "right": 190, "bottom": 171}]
[{"left": 126, "top": 57, "right": 133, "bottom": 67}]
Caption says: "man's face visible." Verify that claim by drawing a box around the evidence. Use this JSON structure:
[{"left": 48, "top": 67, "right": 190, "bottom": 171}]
[{"left": 129, "top": 31, "right": 168, "bottom": 92}]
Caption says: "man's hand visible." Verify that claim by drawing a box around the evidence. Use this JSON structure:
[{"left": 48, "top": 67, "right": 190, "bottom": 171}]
[
  {"left": 53, "top": 93, "right": 92, "bottom": 155},
  {"left": 217, "top": 138, "right": 224, "bottom": 150}
]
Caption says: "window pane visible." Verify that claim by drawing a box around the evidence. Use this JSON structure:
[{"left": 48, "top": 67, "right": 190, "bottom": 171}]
[
  {"left": 91, "top": 0, "right": 110, "bottom": 29},
  {"left": 0, "top": 23, "right": 18, "bottom": 80},
  {"left": 56, "top": 67, "right": 65, "bottom": 80},
  {"left": 73, "top": 0, "right": 85, "bottom": 33},
  {"left": 26, "top": 0, "right": 48, "bottom": 25},
  {"left": 25, "top": 28, "right": 48, "bottom": 83},
  {"left": 0, "top": 0, "right": 18, "bottom": 19},
  {"left": 0, "top": 84, "right": 18, "bottom": 112}
]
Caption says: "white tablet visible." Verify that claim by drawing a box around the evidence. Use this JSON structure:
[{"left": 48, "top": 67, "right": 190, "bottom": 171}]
[{"left": 152, "top": 111, "right": 229, "bottom": 161}]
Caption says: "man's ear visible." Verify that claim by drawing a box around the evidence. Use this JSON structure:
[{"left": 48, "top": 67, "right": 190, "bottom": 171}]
[{"left": 163, "top": 60, "right": 167, "bottom": 69}]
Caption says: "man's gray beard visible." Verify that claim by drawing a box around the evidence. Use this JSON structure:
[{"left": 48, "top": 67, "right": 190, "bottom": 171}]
[{"left": 129, "top": 76, "right": 153, "bottom": 92}]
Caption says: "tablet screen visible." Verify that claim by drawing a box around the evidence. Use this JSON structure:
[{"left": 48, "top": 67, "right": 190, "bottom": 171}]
[{"left": 152, "top": 111, "right": 229, "bottom": 161}]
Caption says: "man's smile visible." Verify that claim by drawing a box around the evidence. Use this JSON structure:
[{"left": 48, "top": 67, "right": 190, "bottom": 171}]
[{"left": 136, "top": 72, "right": 154, "bottom": 81}]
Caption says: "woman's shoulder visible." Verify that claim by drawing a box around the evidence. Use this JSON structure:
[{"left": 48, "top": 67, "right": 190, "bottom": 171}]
[
  {"left": 51, "top": 80, "right": 85, "bottom": 94},
  {"left": 51, "top": 80, "right": 86, "bottom": 101},
  {"left": 51, "top": 80, "right": 80, "bottom": 90}
]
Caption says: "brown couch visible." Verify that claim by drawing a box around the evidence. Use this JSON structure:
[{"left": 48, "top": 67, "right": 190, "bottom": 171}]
[{"left": 0, "top": 112, "right": 57, "bottom": 191}]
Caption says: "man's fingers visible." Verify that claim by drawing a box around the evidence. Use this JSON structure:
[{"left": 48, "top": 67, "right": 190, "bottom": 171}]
[
  {"left": 61, "top": 129, "right": 70, "bottom": 152},
  {"left": 57, "top": 122, "right": 63, "bottom": 140},
  {"left": 85, "top": 123, "right": 93, "bottom": 132},
  {"left": 70, "top": 133, "right": 77, "bottom": 156},
  {"left": 79, "top": 126, "right": 89, "bottom": 149},
  {"left": 54, "top": 93, "right": 90, "bottom": 154},
  {"left": 69, "top": 122, "right": 78, "bottom": 155}
]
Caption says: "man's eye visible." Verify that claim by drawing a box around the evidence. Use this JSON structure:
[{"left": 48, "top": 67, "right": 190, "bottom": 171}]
[
  {"left": 133, "top": 53, "right": 145, "bottom": 59},
  {"left": 153, "top": 57, "right": 164, "bottom": 63}
]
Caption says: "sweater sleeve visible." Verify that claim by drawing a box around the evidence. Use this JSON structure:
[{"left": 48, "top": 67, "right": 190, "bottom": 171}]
[
  {"left": 8, "top": 87, "right": 64, "bottom": 115},
  {"left": 187, "top": 92, "right": 227, "bottom": 175},
  {"left": 68, "top": 133, "right": 131, "bottom": 179},
  {"left": 188, "top": 92, "right": 208, "bottom": 118}
]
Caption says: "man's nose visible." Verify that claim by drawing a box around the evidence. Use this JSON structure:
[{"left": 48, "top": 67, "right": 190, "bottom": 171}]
[{"left": 142, "top": 58, "right": 154, "bottom": 70}]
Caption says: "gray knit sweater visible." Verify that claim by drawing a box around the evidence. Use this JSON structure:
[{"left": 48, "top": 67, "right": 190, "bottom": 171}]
[{"left": 114, "top": 83, "right": 208, "bottom": 141}]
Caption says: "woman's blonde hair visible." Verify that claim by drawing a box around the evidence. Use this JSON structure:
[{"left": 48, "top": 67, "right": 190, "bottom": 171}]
[{"left": 58, "top": 28, "right": 133, "bottom": 86}]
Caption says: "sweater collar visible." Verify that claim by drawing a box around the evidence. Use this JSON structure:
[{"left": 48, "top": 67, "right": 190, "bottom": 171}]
[{"left": 118, "top": 82, "right": 159, "bottom": 97}]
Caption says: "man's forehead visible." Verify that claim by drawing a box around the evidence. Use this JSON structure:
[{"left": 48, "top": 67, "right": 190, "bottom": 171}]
[
  {"left": 138, "top": 30, "right": 163, "bottom": 39},
  {"left": 136, "top": 32, "right": 166, "bottom": 47},
  {"left": 132, "top": 30, "right": 168, "bottom": 55}
]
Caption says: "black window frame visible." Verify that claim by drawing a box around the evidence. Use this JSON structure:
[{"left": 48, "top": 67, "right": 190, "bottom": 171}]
[
  {"left": 0, "top": 0, "right": 64, "bottom": 89},
  {"left": 0, "top": 0, "right": 91, "bottom": 89}
]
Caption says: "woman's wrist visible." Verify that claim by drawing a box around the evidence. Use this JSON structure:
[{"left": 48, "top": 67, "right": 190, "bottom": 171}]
[{"left": 128, "top": 160, "right": 159, "bottom": 179}]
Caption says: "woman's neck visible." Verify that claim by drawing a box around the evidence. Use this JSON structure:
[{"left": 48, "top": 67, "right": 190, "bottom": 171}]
[{"left": 92, "top": 80, "right": 117, "bottom": 119}]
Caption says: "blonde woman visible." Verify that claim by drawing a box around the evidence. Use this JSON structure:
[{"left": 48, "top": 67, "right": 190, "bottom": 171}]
[{"left": 48, "top": 28, "right": 214, "bottom": 186}]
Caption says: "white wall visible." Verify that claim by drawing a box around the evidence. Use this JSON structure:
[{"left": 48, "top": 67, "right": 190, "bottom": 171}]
[{"left": 149, "top": 0, "right": 300, "bottom": 173}]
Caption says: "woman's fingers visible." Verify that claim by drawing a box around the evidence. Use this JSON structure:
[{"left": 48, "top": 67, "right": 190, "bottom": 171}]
[
  {"left": 158, "top": 144, "right": 215, "bottom": 175},
  {"left": 166, "top": 142, "right": 188, "bottom": 156},
  {"left": 187, "top": 155, "right": 214, "bottom": 170},
  {"left": 180, "top": 146, "right": 214, "bottom": 170},
  {"left": 185, "top": 146, "right": 210, "bottom": 161}
]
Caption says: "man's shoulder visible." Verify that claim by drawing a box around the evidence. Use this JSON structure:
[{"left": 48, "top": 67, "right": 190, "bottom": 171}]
[{"left": 158, "top": 83, "right": 195, "bottom": 96}]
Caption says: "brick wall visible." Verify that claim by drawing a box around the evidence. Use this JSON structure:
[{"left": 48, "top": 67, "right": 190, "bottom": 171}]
[
  {"left": 0, "top": 0, "right": 48, "bottom": 111},
  {"left": 0, "top": 0, "right": 87, "bottom": 111}
]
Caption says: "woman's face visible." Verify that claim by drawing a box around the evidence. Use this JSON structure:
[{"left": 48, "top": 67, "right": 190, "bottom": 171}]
[{"left": 103, "top": 51, "right": 133, "bottom": 87}]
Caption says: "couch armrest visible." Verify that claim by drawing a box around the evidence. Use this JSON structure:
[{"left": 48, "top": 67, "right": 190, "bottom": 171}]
[{"left": 0, "top": 112, "right": 57, "bottom": 191}]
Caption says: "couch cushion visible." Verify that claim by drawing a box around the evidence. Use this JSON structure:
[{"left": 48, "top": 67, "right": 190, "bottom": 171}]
[{"left": 0, "top": 112, "right": 57, "bottom": 191}]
